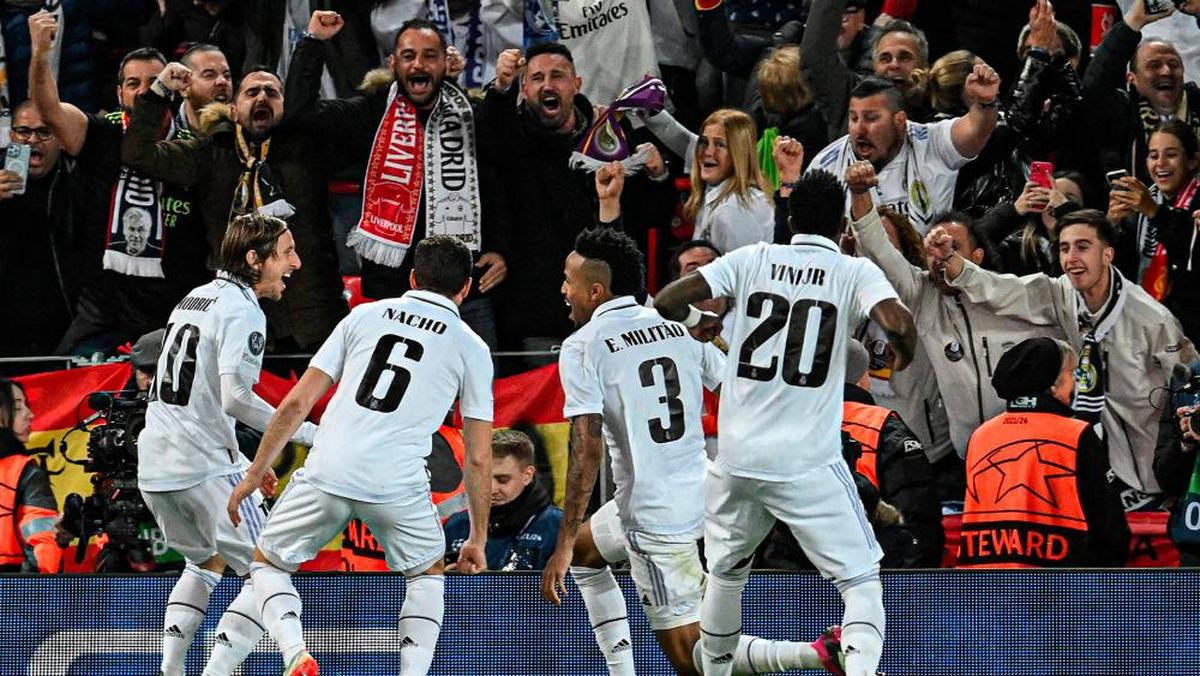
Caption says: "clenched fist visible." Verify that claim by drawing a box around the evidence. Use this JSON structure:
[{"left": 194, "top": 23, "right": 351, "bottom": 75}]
[
  {"left": 307, "top": 10, "right": 344, "bottom": 40},
  {"left": 155, "top": 62, "right": 193, "bottom": 94},
  {"left": 494, "top": 49, "right": 526, "bottom": 91},
  {"left": 844, "top": 160, "right": 878, "bottom": 195}
]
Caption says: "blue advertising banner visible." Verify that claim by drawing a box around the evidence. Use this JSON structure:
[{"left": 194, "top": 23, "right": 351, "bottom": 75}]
[{"left": 3, "top": 570, "right": 1198, "bottom": 675}]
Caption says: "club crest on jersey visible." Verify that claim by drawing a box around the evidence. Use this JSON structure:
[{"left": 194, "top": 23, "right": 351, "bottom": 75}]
[
  {"left": 248, "top": 332, "right": 265, "bottom": 356},
  {"left": 909, "top": 180, "right": 931, "bottom": 215}
]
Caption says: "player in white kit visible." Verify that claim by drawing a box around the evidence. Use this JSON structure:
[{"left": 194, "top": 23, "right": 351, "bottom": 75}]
[
  {"left": 546, "top": 227, "right": 852, "bottom": 676},
  {"left": 227, "top": 235, "right": 493, "bottom": 676},
  {"left": 138, "top": 214, "right": 316, "bottom": 676},
  {"left": 655, "top": 161, "right": 917, "bottom": 676}
]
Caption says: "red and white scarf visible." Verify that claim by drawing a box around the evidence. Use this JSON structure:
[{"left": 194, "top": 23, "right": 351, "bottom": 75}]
[
  {"left": 1140, "top": 177, "right": 1200, "bottom": 300},
  {"left": 349, "top": 81, "right": 481, "bottom": 267}
]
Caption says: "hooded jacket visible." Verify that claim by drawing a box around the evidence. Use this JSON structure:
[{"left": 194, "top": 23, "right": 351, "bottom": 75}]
[
  {"left": 849, "top": 206, "right": 1065, "bottom": 455},
  {"left": 949, "top": 259, "right": 1198, "bottom": 496}
]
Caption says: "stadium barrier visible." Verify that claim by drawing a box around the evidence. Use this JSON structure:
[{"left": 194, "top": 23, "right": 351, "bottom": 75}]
[{"left": 4, "top": 569, "right": 1198, "bottom": 675}]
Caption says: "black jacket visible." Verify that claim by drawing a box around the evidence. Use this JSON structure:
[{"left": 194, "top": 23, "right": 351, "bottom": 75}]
[{"left": 975, "top": 200, "right": 1060, "bottom": 277}]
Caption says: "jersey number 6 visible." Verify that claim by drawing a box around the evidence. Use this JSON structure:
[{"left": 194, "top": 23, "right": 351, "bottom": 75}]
[
  {"left": 355, "top": 334, "right": 425, "bottom": 412},
  {"left": 737, "top": 293, "right": 837, "bottom": 387}
]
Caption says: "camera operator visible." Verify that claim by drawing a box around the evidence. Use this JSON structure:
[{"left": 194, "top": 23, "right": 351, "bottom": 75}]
[
  {"left": 127, "top": 328, "right": 165, "bottom": 394},
  {"left": 138, "top": 214, "right": 317, "bottom": 676},
  {"left": 0, "top": 378, "right": 61, "bottom": 574}
]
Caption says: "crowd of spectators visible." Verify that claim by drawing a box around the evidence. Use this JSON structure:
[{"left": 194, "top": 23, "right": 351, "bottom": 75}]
[{"left": 3, "top": 0, "right": 1200, "bottom": 570}]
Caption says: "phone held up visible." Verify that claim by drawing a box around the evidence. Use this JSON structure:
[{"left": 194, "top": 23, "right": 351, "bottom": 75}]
[
  {"left": 1029, "top": 161, "right": 1054, "bottom": 190},
  {"left": 1106, "top": 168, "right": 1130, "bottom": 191},
  {"left": 3, "top": 144, "right": 31, "bottom": 197}
]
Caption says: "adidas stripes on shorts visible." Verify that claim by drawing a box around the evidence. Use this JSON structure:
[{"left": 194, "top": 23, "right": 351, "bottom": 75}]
[{"left": 142, "top": 470, "right": 266, "bottom": 576}]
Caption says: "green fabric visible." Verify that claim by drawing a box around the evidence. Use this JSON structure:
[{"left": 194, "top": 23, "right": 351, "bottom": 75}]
[{"left": 758, "top": 127, "right": 780, "bottom": 191}]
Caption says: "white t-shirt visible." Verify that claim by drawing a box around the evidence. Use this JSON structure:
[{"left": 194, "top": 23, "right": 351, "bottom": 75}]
[
  {"left": 699, "top": 235, "right": 898, "bottom": 480},
  {"left": 304, "top": 290, "right": 493, "bottom": 503},
  {"left": 808, "top": 119, "right": 972, "bottom": 234},
  {"left": 560, "top": 298, "right": 725, "bottom": 535},
  {"left": 695, "top": 181, "right": 776, "bottom": 254},
  {"left": 140, "top": 277, "right": 264, "bottom": 491}
]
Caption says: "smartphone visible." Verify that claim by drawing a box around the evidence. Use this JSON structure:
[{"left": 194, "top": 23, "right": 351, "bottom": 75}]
[
  {"left": 1144, "top": 0, "right": 1174, "bottom": 13},
  {"left": 1029, "top": 161, "right": 1054, "bottom": 190},
  {"left": 3, "top": 144, "right": 30, "bottom": 197},
  {"left": 1106, "top": 168, "right": 1129, "bottom": 191}
]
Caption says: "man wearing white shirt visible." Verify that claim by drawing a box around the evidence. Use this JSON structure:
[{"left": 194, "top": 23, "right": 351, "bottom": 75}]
[
  {"left": 228, "top": 235, "right": 493, "bottom": 676},
  {"left": 139, "top": 214, "right": 315, "bottom": 676},
  {"left": 807, "top": 68, "right": 1001, "bottom": 233},
  {"left": 655, "top": 169, "right": 917, "bottom": 676}
]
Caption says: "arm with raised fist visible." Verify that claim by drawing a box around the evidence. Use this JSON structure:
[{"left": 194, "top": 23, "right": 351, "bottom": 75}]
[{"left": 27, "top": 11, "right": 87, "bottom": 156}]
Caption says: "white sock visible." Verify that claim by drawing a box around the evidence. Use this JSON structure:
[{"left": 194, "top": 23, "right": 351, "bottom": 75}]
[
  {"left": 699, "top": 571, "right": 748, "bottom": 676},
  {"left": 202, "top": 579, "right": 265, "bottom": 676},
  {"left": 398, "top": 574, "right": 445, "bottom": 676},
  {"left": 161, "top": 563, "right": 220, "bottom": 675},
  {"left": 570, "top": 566, "right": 635, "bottom": 675},
  {"left": 836, "top": 572, "right": 885, "bottom": 676},
  {"left": 250, "top": 562, "right": 306, "bottom": 664}
]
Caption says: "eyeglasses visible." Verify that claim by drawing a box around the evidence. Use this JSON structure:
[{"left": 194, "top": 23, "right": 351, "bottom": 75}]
[{"left": 11, "top": 126, "right": 54, "bottom": 142}]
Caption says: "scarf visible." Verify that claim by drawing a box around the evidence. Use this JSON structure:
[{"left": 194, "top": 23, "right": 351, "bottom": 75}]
[
  {"left": 489, "top": 478, "right": 551, "bottom": 538},
  {"left": 231, "top": 124, "right": 293, "bottom": 221},
  {"left": 569, "top": 75, "right": 667, "bottom": 174},
  {"left": 349, "top": 81, "right": 481, "bottom": 267},
  {"left": 428, "top": 0, "right": 486, "bottom": 90},
  {"left": 103, "top": 112, "right": 188, "bottom": 278},
  {"left": 0, "top": 2, "right": 65, "bottom": 149},
  {"left": 1072, "top": 268, "right": 1126, "bottom": 426},
  {"left": 1137, "top": 90, "right": 1200, "bottom": 149},
  {"left": 524, "top": 0, "right": 560, "bottom": 50},
  {"left": 1141, "top": 178, "right": 1200, "bottom": 300}
]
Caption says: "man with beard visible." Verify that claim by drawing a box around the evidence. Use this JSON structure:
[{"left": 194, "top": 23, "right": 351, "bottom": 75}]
[
  {"left": 177, "top": 43, "right": 233, "bottom": 133},
  {"left": 802, "top": 0, "right": 933, "bottom": 138},
  {"left": 808, "top": 72, "right": 1000, "bottom": 234},
  {"left": 480, "top": 43, "right": 670, "bottom": 359},
  {"left": 929, "top": 208, "right": 1199, "bottom": 510},
  {"left": 1083, "top": 0, "right": 1200, "bottom": 185},
  {"left": 27, "top": 11, "right": 208, "bottom": 356},
  {"left": 0, "top": 101, "right": 86, "bottom": 357},
  {"left": 286, "top": 12, "right": 506, "bottom": 349},
  {"left": 119, "top": 35, "right": 351, "bottom": 352}
]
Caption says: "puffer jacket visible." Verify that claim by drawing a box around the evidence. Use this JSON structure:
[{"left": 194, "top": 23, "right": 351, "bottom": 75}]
[
  {"left": 850, "top": 206, "right": 1065, "bottom": 456},
  {"left": 949, "top": 260, "right": 1199, "bottom": 496}
]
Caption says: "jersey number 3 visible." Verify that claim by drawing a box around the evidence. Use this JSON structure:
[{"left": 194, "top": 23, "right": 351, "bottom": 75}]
[
  {"left": 356, "top": 335, "right": 425, "bottom": 412},
  {"left": 638, "top": 357, "right": 685, "bottom": 443},
  {"left": 737, "top": 293, "right": 837, "bottom": 387}
]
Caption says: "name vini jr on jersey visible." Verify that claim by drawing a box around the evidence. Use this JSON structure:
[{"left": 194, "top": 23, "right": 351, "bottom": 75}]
[
  {"left": 771, "top": 263, "right": 827, "bottom": 286},
  {"left": 603, "top": 322, "right": 686, "bottom": 354}
]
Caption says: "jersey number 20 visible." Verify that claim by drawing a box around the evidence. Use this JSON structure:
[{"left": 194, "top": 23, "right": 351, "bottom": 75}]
[
  {"left": 355, "top": 334, "right": 425, "bottom": 412},
  {"left": 737, "top": 293, "right": 837, "bottom": 387}
]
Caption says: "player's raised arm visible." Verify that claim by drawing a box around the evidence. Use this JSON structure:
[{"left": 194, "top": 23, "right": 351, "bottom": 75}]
[
  {"left": 869, "top": 298, "right": 917, "bottom": 372},
  {"left": 227, "top": 366, "right": 332, "bottom": 525},
  {"left": 454, "top": 417, "right": 493, "bottom": 574},
  {"left": 541, "top": 412, "right": 604, "bottom": 605},
  {"left": 654, "top": 273, "right": 722, "bottom": 339}
]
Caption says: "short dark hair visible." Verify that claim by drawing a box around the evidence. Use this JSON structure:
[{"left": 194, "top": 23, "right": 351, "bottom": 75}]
[
  {"left": 413, "top": 235, "right": 473, "bottom": 296},
  {"left": 1059, "top": 209, "right": 1117, "bottom": 246},
  {"left": 668, "top": 239, "right": 722, "bottom": 281},
  {"left": 0, "top": 378, "right": 25, "bottom": 433},
  {"left": 492, "top": 429, "right": 535, "bottom": 467},
  {"left": 873, "top": 19, "right": 929, "bottom": 64},
  {"left": 526, "top": 41, "right": 575, "bottom": 65},
  {"left": 393, "top": 18, "right": 448, "bottom": 51},
  {"left": 117, "top": 47, "right": 167, "bottom": 84},
  {"left": 787, "top": 170, "right": 845, "bottom": 239},
  {"left": 574, "top": 228, "right": 645, "bottom": 298},
  {"left": 180, "top": 43, "right": 224, "bottom": 68},
  {"left": 850, "top": 77, "right": 905, "bottom": 112},
  {"left": 238, "top": 65, "right": 281, "bottom": 88},
  {"left": 1152, "top": 118, "right": 1200, "bottom": 163},
  {"left": 219, "top": 213, "right": 289, "bottom": 285},
  {"left": 930, "top": 209, "right": 977, "bottom": 244}
]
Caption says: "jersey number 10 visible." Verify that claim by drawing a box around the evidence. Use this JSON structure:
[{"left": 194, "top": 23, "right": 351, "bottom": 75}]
[{"left": 738, "top": 293, "right": 837, "bottom": 387}]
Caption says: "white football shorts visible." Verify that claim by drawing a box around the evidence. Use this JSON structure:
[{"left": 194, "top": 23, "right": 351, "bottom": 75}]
[{"left": 142, "top": 470, "right": 266, "bottom": 576}]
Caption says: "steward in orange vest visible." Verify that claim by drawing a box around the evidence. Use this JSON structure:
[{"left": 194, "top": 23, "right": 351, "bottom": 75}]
[
  {"left": 0, "top": 380, "right": 61, "bottom": 573},
  {"left": 960, "top": 338, "right": 1129, "bottom": 568}
]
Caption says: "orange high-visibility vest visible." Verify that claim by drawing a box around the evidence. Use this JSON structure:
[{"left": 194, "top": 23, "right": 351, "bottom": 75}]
[
  {"left": 842, "top": 402, "right": 891, "bottom": 490},
  {"left": 958, "top": 411, "right": 1089, "bottom": 569}
]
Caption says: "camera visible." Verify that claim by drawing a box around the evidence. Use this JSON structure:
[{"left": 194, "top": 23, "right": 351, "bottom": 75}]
[
  {"left": 59, "top": 391, "right": 158, "bottom": 572},
  {"left": 1171, "top": 363, "right": 1200, "bottom": 438}
]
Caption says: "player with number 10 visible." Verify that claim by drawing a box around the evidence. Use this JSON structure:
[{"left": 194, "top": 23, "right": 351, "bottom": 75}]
[
  {"left": 227, "top": 235, "right": 494, "bottom": 676},
  {"left": 139, "top": 214, "right": 316, "bottom": 675}
]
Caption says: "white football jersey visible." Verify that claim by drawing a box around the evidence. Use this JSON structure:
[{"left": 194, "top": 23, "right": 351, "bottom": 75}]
[
  {"left": 139, "top": 276, "right": 264, "bottom": 491},
  {"left": 560, "top": 298, "right": 725, "bottom": 535},
  {"left": 808, "top": 119, "right": 971, "bottom": 234},
  {"left": 304, "top": 290, "right": 493, "bottom": 503},
  {"left": 699, "top": 235, "right": 898, "bottom": 480}
]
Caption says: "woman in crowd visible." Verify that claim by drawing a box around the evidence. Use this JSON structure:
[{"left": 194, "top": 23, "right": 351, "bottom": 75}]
[
  {"left": 0, "top": 378, "right": 60, "bottom": 573},
  {"left": 1109, "top": 119, "right": 1200, "bottom": 343},
  {"left": 977, "top": 170, "right": 1087, "bottom": 276},
  {"left": 751, "top": 45, "right": 828, "bottom": 187}
]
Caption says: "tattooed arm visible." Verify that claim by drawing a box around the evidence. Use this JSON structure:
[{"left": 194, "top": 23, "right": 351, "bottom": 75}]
[{"left": 540, "top": 413, "right": 604, "bottom": 605}]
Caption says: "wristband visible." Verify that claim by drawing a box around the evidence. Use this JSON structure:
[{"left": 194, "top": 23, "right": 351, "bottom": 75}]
[
  {"left": 682, "top": 305, "right": 704, "bottom": 328},
  {"left": 149, "top": 78, "right": 172, "bottom": 99}
]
